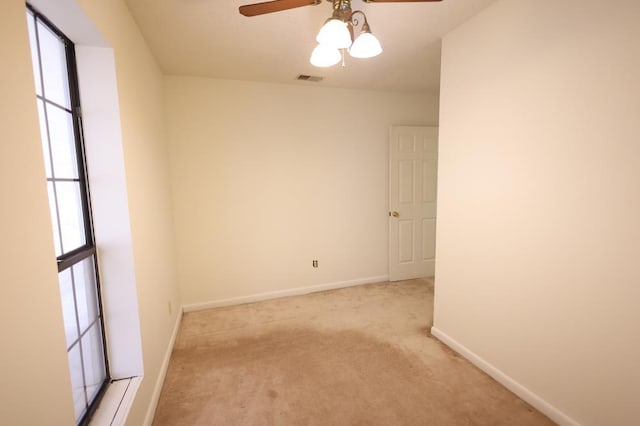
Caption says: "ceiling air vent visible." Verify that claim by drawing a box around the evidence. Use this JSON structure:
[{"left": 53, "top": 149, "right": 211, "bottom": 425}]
[{"left": 296, "top": 74, "right": 323, "bottom": 82}]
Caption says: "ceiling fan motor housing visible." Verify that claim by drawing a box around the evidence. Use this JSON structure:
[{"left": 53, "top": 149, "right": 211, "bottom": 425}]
[{"left": 332, "top": 0, "right": 353, "bottom": 22}]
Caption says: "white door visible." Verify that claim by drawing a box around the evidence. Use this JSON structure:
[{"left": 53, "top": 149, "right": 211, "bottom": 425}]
[{"left": 389, "top": 126, "right": 438, "bottom": 281}]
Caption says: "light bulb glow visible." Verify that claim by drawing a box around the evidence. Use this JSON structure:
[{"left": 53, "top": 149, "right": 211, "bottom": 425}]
[
  {"left": 316, "top": 18, "right": 352, "bottom": 49},
  {"left": 310, "top": 44, "right": 341, "bottom": 67},
  {"left": 349, "top": 32, "right": 382, "bottom": 59}
]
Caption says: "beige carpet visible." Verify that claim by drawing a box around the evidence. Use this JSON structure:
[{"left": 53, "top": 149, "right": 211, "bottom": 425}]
[{"left": 153, "top": 279, "right": 554, "bottom": 425}]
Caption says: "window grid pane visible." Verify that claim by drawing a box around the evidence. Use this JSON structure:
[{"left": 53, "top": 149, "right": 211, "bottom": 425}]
[
  {"left": 55, "top": 181, "right": 86, "bottom": 253},
  {"left": 72, "top": 257, "right": 99, "bottom": 334},
  {"left": 36, "top": 20, "right": 71, "bottom": 108},
  {"left": 26, "top": 11, "right": 42, "bottom": 96},
  {"left": 82, "top": 324, "right": 107, "bottom": 403},
  {"left": 58, "top": 268, "right": 79, "bottom": 348},
  {"left": 37, "top": 100, "right": 52, "bottom": 177},
  {"left": 46, "top": 182, "right": 63, "bottom": 256},
  {"left": 46, "top": 103, "right": 79, "bottom": 179},
  {"left": 68, "top": 343, "right": 87, "bottom": 422}
]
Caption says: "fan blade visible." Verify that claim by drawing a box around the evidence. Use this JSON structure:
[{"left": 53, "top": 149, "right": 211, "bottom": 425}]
[
  {"left": 363, "top": 0, "right": 442, "bottom": 2},
  {"left": 239, "top": 0, "right": 320, "bottom": 17}
]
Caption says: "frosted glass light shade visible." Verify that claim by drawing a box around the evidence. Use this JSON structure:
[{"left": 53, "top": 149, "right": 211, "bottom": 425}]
[
  {"left": 349, "top": 32, "right": 382, "bottom": 58},
  {"left": 316, "top": 18, "right": 352, "bottom": 49},
  {"left": 310, "top": 44, "right": 341, "bottom": 67}
]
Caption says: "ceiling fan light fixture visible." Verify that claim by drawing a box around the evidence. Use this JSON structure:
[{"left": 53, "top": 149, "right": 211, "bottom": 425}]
[
  {"left": 316, "top": 17, "right": 352, "bottom": 49},
  {"left": 310, "top": 43, "right": 342, "bottom": 67},
  {"left": 240, "top": 0, "right": 443, "bottom": 68},
  {"left": 349, "top": 23, "right": 382, "bottom": 58}
]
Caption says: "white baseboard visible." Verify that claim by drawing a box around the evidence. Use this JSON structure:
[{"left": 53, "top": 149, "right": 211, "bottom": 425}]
[
  {"left": 430, "top": 327, "right": 579, "bottom": 426},
  {"left": 143, "top": 310, "right": 183, "bottom": 426},
  {"left": 182, "top": 275, "right": 389, "bottom": 313}
]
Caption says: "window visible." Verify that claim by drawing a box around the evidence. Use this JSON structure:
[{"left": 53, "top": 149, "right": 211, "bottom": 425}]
[{"left": 26, "top": 5, "right": 109, "bottom": 424}]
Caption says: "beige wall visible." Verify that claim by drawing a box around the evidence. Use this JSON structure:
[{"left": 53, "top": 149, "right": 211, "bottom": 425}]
[
  {"left": 1, "top": 0, "right": 181, "bottom": 424},
  {"left": 434, "top": 0, "right": 640, "bottom": 424},
  {"left": 0, "top": 1, "right": 75, "bottom": 423},
  {"left": 165, "top": 77, "right": 438, "bottom": 306}
]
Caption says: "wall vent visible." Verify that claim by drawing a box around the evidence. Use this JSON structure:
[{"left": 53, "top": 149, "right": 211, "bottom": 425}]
[{"left": 296, "top": 74, "right": 323, "bottom": 82}]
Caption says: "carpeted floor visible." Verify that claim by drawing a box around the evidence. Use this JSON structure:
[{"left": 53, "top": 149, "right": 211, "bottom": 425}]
[{"left": 153, "top": 279, "right": 554, "bottom": 425}]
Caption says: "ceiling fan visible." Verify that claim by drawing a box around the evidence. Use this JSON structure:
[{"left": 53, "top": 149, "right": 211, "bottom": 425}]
[
  {"left": 239, "top": 0, "right": 443, "bottom": 67},
  {"left": 239, "top": 0, "right": 442, "bottom": 18}
]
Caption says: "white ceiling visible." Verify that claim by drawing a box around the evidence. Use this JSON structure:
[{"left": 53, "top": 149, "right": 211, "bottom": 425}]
[{"left": 124, "top": 0, "right": 496, "bottom": 93}]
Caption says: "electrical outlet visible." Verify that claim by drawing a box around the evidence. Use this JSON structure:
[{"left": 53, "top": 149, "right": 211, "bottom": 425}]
[
  {"left": 168, "top": 301, "right": 173, "bottom": 315},
  {"left": 312, "top": 260, "right": 318, "bottom": 268}
]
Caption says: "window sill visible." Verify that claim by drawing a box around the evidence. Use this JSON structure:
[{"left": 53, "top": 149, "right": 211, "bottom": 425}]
[{"left": 90, "top": 376, "right": 142, "bottom": 426}]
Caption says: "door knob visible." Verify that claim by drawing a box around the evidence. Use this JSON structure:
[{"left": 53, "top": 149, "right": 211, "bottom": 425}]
[{"left": 392, "top": 211, "right": 400, "bottom": 218}]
